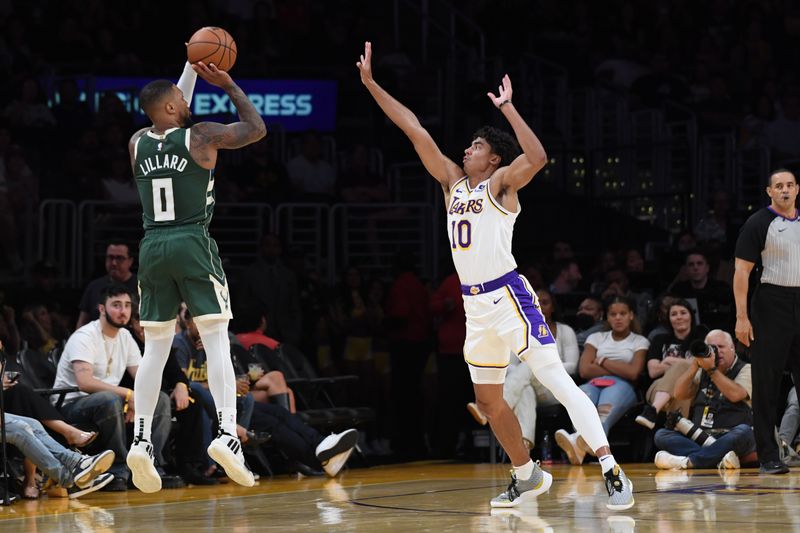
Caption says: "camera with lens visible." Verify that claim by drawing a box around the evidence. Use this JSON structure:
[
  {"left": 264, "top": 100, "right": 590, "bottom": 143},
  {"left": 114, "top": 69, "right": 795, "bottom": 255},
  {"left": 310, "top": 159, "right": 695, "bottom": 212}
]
[
  {"left": 664, "top": 411, "right": 716, "bottom": 447},
  {"left": 689, "top": 340, "right": 718, "bottom": 359}
]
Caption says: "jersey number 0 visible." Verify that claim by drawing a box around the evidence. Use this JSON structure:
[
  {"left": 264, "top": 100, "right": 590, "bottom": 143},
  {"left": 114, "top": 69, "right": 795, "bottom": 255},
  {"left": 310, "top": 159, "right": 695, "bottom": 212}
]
[{"left": 152, "top": 178, "right": 176, "bottom": 221}]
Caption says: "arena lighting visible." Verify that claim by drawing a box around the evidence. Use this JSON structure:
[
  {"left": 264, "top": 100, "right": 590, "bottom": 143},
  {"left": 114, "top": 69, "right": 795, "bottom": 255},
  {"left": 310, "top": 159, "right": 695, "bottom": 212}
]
[{"left": 49, "top": 77, "right": 337, "bottom": 132}]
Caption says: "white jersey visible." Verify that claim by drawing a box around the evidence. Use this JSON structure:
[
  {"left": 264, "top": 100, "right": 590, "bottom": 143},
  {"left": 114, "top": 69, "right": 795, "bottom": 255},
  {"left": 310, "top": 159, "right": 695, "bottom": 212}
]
[{"left": 446, "top": 176, "right": 518, "bottom": 285}]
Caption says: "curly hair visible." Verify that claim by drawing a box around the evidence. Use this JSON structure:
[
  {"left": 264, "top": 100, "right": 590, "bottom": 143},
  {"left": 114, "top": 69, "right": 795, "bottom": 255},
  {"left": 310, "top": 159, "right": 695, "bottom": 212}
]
[
  {"left": 471, "top": 126, "right": 520, "bottom": 167},
  {"left": 139, "top": 79, "right": 175, "bottom": 116}
]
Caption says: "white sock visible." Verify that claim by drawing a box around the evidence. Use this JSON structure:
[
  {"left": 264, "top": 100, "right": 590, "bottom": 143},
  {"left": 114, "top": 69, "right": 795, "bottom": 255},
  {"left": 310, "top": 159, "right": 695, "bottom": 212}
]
[
  {"left": 530, "top": 357, "right": 610, "bottom": 452},
  {"left": 194, "top": 318, "right": 237, "bottom": 436},
  {"left": 134, "top": 321, "right": 176, "bottom": 440},
  {"left": 514, "top": 460, "right": 535, "bottom": 480},
  {"left": 134, "top": 415, "right": 153, "bottom": 443},
  {"left": 599, "top": 454, "right": 617, "bottom": 474}
]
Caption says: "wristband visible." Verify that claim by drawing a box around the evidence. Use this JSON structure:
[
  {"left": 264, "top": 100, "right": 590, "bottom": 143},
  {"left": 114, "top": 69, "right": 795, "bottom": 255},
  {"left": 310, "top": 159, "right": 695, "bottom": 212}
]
[
  {"left": 176, "top": 382, "right": 188, "bottom": 390},
  {"left": 125, "top": 388, "right": 133, "bottom": 401},
  {"left": 499, "top": 99, "right": 512, "bottom": 108}
]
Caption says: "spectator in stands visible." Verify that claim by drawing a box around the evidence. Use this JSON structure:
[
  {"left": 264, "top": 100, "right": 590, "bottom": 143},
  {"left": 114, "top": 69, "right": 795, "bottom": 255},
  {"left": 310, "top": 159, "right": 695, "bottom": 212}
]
[
  {"left": 4, "top": 409, "right": 115, "bottom": 498},
  {"left": 469, "top": 289, "right": 579, "bottom": 450},
  {"left": 231, "top": 305, "right": 295, "bottom": 412},
  {"left": 287, "top": 130, "right": 337, "bottom": 201},
  {"left": 636, "top": 298, "right": 709, "bottom": 429},
  {"left": 599, "top": 268, "right": 652, "bottom": 325},
  {"left": 739, "top": 92, "right": 776, "bottom": 149},
  {"left": 53, "top": 284, "right": 173, "bottom": 491},
  {"left": 239, "top": 233, "right": 302, "bottom": 347},
  {"left": 385, "top": 251, "right": 431, "bottom": 460},
  {"left": 12, "top": 260, "right": 76, "bottom": 333},
  {"left": 763, "top": 92, "right": 800, "bottom": 162},
  {"left": 0, "top": 299, "right": 19, "bottom": 354},
  {"left": 101, "top": 150, "right": 139, "bottom": 204},
  {"left": 555, "top": 296, "right": 649, "bottom": 465},
  {"left": 694, "top": 190, "right": 734, "bottom": 245},
  {"left": 552, "top": 240, "right": 575, "bottom": 263},
  {"left": 777, "top": 388, "right": 800, "bottom": 466},
  {"left": 653, "top": 329, "right": 755, "bottom": 471},
  {"left": 52, "top": 78, "right": 92, "bottom": 137},
  {"left": 284, "top": 246, "right": 328, "bottom": 372},
  {"left": 239, "top": 136, "right": 292, "bottom": 205},
  {"left": 19, "top": 303, "right": 65, "bottom": 353},
  {"left": 588, "top": 250, "right": 618, "bottom": 295},
  {"left": 646, "top": 294, "right": 678, "bottom": 340},
  {"left": 76, "top": 241, "right": 138, "bottom": 328},
  {"left": 430, "top": 270, "right": 469, "bottom": 458},
  {"left": 574, "top": 296, "right": 606, "bottom": 351},
  {"left": 670, "top": 250, "right": 734, "bottom": 331},
  {"left": 549, "top": 259, "right": 583, "bottom": 294},
  {"left": 2, "top": 77, "right": 56, "bottom": 142},
  {"left": 338, "top": 143, "right": 389, "bottom": 203},
  {"left": 624, "top": 249, "right": 645, "bottom": 274}
]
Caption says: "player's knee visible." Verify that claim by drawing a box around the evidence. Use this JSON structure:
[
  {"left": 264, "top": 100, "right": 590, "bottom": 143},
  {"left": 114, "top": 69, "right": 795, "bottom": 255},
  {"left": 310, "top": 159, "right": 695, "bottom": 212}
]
[{"left": 194, "top": 317, "right": 228, "bottom": 335}]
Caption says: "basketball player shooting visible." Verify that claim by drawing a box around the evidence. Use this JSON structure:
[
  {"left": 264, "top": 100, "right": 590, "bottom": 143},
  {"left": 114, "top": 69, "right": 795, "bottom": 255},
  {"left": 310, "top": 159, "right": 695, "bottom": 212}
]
[
  {"left": 125, "top": 59, "right": 266, "bottom": 493},
  {"left": 357, "top": 41, "right": 633, "bottom": 510}
]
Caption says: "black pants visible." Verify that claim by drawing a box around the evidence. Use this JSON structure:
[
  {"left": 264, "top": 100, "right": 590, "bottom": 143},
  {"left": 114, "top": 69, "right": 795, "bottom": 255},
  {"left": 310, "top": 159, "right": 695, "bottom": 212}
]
[
  {"left": 250, "top": 402, "right": 323, "bottom": 468},
  {"left": 751, "top": 283, "right": 800, "bottom": 464}
]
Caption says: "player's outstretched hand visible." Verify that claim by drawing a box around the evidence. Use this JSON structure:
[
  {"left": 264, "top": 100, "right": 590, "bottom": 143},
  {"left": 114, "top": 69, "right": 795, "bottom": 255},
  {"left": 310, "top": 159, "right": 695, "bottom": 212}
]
[
  {"left": 487, "top": 74, "right": 513, "bottom": 108},
  {"left": 192, "top": 61, "right": 234, "bottom": 89},
  {"left": 356, "top": 41, "right": 374, "bottom": 84}
]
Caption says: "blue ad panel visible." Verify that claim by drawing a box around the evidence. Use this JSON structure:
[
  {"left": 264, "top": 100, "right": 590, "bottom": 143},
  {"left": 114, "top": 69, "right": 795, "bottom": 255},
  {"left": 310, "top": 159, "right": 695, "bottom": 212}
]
[{"left": 62, "top": 77, "right": 337, "bottom": 132}]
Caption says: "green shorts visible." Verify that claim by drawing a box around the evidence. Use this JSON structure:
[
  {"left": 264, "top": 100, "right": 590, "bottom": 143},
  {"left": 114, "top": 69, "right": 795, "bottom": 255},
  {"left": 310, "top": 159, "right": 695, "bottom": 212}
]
[{"left": 137, "top": 225, "right": 232, "bottom": 325}]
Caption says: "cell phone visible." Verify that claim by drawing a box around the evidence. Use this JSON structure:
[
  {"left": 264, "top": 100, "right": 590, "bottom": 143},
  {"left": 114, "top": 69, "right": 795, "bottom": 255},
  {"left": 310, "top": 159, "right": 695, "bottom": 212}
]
[{"left": 5, "top": 371, "right": 20, "bottom": 383}]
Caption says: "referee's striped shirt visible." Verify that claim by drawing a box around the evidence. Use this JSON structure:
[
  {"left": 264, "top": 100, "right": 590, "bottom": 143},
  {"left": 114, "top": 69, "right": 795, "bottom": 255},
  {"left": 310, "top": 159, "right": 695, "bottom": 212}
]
[{"left": 735, "top": 206, "right": 800, "bottom": 287}]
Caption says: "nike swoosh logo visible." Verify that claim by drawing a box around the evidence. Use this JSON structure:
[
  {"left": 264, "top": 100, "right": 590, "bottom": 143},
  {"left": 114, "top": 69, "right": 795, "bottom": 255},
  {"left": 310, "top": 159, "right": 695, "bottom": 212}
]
[
  {"left": 493, "top": 297, "right": 503, "bottom": 304},
  {"left": 779, "top": 228, "right": 787, "bottom": 232}
]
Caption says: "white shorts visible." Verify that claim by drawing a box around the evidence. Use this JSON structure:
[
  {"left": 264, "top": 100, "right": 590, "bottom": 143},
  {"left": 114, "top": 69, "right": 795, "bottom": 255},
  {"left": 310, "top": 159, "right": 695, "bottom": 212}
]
[{"left": 462, "top": 272, "right": 556, "bottom": 384}]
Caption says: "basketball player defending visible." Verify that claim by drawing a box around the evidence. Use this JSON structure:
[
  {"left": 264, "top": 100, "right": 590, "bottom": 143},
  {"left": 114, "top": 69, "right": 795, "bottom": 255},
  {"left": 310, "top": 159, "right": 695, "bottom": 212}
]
[
  {"left": 357, "top": 42, "right": 633, "bottom": 510},
  {"left": 125, "top": 60, "right": 266, "bottom": 492}
]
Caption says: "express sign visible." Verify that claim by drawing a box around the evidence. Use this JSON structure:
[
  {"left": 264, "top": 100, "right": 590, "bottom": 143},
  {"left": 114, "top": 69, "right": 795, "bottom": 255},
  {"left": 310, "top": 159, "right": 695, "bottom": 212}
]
[{"left": 72, "top": 77, "right": 337, "bottom": 132}]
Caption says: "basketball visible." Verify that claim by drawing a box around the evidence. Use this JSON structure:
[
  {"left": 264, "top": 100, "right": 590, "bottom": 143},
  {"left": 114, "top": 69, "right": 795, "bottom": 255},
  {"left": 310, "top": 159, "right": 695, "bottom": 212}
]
[{"left": 186, "top": 26, "right": 237, "bottom": 72}]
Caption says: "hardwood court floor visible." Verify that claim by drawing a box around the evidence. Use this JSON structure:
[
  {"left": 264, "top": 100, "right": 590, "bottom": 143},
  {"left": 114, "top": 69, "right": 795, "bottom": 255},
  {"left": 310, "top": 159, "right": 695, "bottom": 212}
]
[{"left": 1, "top": 462, "right": 799, "bottom": 532}]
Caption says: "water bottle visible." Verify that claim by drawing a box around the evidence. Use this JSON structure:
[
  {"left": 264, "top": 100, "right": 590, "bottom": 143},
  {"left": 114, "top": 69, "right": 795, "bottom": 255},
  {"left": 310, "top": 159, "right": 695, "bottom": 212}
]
[{"left": 541, "top": 431, "right": 553, "bottom": 463}]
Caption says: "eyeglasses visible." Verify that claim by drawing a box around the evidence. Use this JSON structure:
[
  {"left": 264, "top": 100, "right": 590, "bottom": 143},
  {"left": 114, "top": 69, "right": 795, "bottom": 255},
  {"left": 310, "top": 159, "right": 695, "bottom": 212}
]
[{"left": 106, "top": 255, "right": 129, "bottom": 262}]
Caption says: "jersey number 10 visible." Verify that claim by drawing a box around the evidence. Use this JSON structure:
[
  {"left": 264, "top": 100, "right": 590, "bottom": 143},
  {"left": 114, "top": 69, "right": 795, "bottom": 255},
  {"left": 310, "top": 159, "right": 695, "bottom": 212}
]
[
  {"left": 152, "top": 178, "right": 176, "bottom": 221},
  {"left": 450, "top": 220, "right": 472, "bottom": 250}
]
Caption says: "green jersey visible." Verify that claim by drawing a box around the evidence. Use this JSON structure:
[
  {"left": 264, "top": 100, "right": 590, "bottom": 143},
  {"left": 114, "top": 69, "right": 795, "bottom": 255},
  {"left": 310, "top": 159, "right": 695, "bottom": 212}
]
[{"left": 133, "top": 127, "right": 215, "bottom": 230}]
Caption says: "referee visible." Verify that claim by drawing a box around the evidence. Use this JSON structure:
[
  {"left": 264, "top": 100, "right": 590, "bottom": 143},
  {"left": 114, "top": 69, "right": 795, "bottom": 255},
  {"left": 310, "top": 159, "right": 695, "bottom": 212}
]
[{"left": 734, "top": 169, "right": 800, "bottom": 475}]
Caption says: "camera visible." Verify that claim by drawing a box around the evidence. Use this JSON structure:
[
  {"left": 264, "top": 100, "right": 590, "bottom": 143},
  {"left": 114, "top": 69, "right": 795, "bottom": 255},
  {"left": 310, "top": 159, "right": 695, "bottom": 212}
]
[
  {"left": 689, "top": 340, "right": 718, "bottom": 359},
  {"left": 664, "top": 411, "right": 716, "bottom": 447}
]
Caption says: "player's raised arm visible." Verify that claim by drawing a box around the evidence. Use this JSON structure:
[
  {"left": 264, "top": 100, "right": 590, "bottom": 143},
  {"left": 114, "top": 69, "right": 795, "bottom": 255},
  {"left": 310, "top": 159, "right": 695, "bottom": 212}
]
[
  {"left": 488, "top": 75, "right": 547, "bottom": 191},
  {"left": 357, "top": 41, "right": 462, "bottom": 187},
  {"left": 191, "top": 61, "right": 267, "bottom": 149}
]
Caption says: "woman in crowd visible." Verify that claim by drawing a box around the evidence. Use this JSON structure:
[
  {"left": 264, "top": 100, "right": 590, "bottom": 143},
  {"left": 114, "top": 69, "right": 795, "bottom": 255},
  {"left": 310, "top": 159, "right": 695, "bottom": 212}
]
[{"left": 555, "top": 296, "right": 649, "bottom": 465}]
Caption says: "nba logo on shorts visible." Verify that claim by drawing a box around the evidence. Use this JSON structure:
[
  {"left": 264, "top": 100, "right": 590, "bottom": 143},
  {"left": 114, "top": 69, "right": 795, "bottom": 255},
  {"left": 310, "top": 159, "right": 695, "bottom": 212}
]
[{"left": 537, "top": 324, "right": 549, "bottom": 338}]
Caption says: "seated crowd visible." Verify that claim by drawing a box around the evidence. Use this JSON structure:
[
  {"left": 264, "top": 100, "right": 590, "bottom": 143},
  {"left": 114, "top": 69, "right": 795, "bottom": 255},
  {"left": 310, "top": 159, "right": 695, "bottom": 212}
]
[{"left": 0, "top": 232, "right": 792, "bottom": 502}]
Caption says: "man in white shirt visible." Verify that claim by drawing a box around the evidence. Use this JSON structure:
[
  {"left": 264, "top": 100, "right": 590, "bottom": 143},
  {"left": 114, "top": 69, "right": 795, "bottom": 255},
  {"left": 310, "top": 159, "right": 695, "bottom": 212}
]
[{"left": 54, "top": 284, "right": 172, "bottom": 491}]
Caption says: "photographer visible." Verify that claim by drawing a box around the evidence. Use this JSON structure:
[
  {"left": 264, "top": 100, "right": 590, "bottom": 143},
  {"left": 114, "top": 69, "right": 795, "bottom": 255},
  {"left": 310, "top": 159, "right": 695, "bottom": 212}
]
[{"left": 653, "top": 329, "right": 755, "bottom": 470}]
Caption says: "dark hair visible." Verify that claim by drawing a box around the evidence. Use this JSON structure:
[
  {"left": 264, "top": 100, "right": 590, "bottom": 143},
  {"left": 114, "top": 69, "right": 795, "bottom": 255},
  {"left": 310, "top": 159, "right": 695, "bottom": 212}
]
[
  {"left": 667, "top": 297, "right": 696, "bottom": 329},
  {"left": 603, "top": 295, "right": 641, "bottom": 333},
  {"left": 471, "top": 126, "right": 520, "bottom": 167},
  {"left": 684, "top": 248, "right": 708, "bottom": 263},
  {"left": 99, "top": 283, "right": 134, "bottom": 305},
  {"left": 768, "top": 168, "right": 797, "bottom": 187},
  {"left": 139, "top": 79, "right": 175, "bottom": 116},
  {"left": 107, "top": 238, "right": 134, "bottom": 258}
]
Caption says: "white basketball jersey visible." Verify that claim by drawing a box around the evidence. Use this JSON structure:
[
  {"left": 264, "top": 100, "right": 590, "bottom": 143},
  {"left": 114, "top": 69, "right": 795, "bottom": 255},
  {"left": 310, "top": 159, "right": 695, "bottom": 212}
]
[{"left": 446, "top": 176, "right": 518, "bottom": 285}]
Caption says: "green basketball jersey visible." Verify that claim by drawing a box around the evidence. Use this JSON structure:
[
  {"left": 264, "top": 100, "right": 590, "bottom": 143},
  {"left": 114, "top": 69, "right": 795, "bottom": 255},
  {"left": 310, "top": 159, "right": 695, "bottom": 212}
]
[{"left": 133, "top": 127, "right": 215, "bottom": 230}]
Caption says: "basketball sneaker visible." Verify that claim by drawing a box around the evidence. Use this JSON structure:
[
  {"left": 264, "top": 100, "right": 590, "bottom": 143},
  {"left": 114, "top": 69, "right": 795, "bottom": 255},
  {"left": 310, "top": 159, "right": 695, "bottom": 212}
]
[
  {"left": 208, "top": 430, "right": 256, "bottom": 487},
  {"left": 717, "top": 450, "right": 740, "bottom": 470},
  {"left": 655, "top": 450, "right": 689, "bottom": 470},
  {"left": 604, "top": 464, "right": 634, "bottom": 510},
  {"left": 73, "top": 450, "right": 115, "bottom": 489},
  {"left": 316, "top": 429, "right": 359, "bottom": 477},
  {"left": 467, "top": 402, "right": 488, "bottom": 426},
  {"left": 490, "top": 464, "right": 553, "bottom": 507},
  {"left": 554, "top": 430, "right": 585, "bottom": 465},
  {"left": 68, "top": 472, "right": 115, "bottom": 499},
  {"left": 127, "top": 437, "right": 161, "bottom": 493},
  {"left": 635, "top": 405, "right": 657, "bottom": 430}
]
